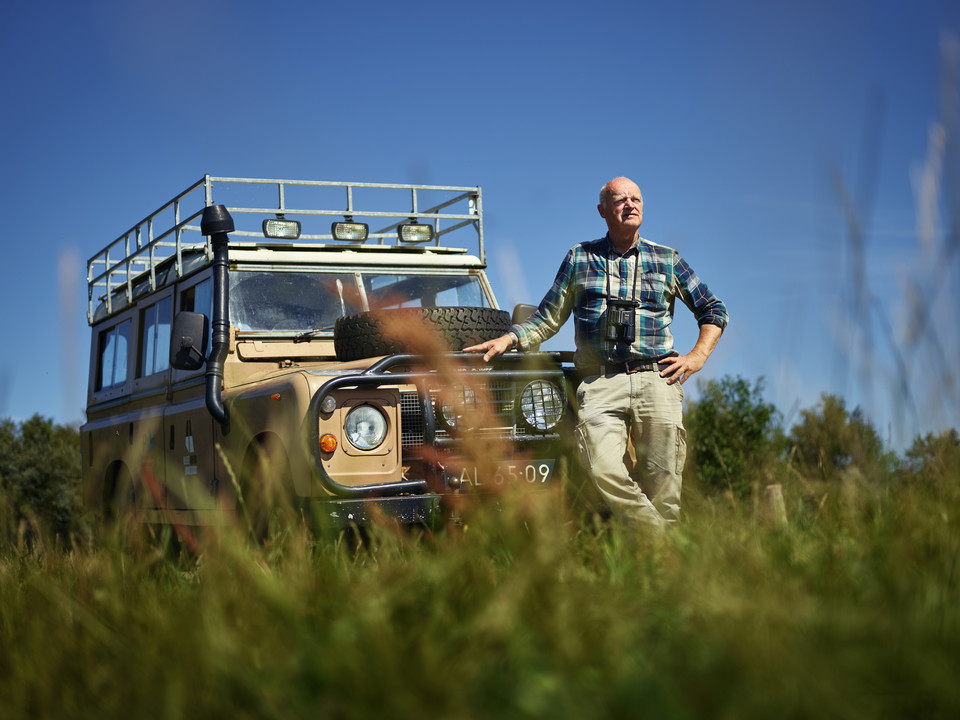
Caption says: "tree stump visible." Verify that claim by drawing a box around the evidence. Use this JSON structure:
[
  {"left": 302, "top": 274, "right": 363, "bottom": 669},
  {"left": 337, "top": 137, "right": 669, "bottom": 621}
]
[{"left": 760, "top": 483, "right": 788, "bottom": 528}]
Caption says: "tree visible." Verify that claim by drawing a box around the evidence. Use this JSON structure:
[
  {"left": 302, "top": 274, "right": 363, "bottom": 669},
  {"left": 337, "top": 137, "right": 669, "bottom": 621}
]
[
  {"left": 684, "top": 375, "right": 783, "bottom": 498},
  {"left": 902, "top": 428, "right": 960, "bottom": 486},
  {"left": 788, "top": 394, "right": 893, "bottom": 482},
  {"left": 0, "top": 415, "right": 84, "bottom": 543}
]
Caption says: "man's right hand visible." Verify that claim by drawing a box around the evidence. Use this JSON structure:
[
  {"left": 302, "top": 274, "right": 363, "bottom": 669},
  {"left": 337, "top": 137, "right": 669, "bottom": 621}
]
[{"left": 464, "top": 333, "right": 515, "bottom": 362}]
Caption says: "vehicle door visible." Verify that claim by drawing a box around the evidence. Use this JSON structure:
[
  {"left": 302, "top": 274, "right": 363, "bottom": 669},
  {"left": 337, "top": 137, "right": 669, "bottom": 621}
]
[{"left": 163, "top": 275, "right": 219, "bottom": 511}]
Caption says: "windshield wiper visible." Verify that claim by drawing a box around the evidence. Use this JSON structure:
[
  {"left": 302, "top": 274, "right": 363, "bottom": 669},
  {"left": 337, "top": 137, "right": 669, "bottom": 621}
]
[{"left": 293, "top": 327, "right": 333, "bottom": 343}]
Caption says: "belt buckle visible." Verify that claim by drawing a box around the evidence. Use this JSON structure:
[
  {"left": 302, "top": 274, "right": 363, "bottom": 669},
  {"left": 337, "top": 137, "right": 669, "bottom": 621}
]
[{"left": 623, "top": 360, "right": 638, "bottom": 375}]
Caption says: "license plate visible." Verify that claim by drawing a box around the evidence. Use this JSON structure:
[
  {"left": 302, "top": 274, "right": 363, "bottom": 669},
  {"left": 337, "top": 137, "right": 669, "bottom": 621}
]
[{"left": 445, "top": 460, "right": 556, "bottom": 489}]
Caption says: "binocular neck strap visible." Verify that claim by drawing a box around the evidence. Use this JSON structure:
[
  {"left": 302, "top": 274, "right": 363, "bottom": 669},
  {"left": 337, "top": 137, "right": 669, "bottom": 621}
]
[{"left": 605, "top": 247, "right": 640, "bottom": 302}]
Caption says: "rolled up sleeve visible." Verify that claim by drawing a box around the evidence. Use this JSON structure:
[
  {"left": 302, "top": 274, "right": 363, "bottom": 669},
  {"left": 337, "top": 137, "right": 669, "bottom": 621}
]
[{"left": 673, "top": 254, "right": 728, "bottom": 330}]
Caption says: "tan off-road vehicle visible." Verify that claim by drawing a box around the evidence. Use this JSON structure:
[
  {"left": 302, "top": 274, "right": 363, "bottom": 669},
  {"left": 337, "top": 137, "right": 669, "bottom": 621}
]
[{"left": 81, "top": 176, "right": 577, "bottom": 530}]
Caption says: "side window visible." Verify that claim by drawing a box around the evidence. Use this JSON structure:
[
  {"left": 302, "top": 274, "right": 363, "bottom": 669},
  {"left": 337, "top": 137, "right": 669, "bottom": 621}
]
[
  {"left": 139, "top": 296, "right": 173, "bottom": 377},
  {"left": 97, "top": 320, "right": 131, "bottom": 391},
  {"left": 181, "top": 278, "right": 212, "bottom": 315},
  {"left": 181, "top": 279, "right": 213, "bottom": 351}
]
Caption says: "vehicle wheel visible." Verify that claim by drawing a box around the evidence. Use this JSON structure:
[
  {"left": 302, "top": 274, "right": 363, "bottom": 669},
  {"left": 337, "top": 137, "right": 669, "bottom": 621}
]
[
  {"left": 102, "top": 463, "right": 136, "bottom": 524},
  {"left": 333, "top": 307, "right": 513, "bottom": 361},
  {"left": 239, "top": 435, "right": 293, "bottom": 543},
  {"left": 99, "top": 463, "right": 153, "bottom": 546}
]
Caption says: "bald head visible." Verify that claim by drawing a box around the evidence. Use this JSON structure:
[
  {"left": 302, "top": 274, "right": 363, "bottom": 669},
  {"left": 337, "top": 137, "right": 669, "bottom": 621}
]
[
  {"left": 599, "top": 177, "right": 642, "bottom": 210},
  {"left": 598, "top": 177, "right": 643, "bottom": 250}
]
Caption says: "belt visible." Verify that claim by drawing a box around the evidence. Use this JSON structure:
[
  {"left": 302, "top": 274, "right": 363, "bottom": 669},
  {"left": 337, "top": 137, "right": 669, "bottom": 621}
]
[{"left": 580, "top": 358, "right": 663, "bottom": 377}]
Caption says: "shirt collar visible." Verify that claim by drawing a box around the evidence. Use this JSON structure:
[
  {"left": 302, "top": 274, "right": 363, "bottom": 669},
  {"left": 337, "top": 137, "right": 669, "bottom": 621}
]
[{"left": 602, "top": 233, "right": 640, "bottom": 258}]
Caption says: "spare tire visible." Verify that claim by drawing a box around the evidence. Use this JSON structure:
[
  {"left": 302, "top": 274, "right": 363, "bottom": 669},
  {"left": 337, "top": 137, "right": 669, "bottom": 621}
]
[{"left": 334, "top": 307, "right": 512, "bottom": 361}]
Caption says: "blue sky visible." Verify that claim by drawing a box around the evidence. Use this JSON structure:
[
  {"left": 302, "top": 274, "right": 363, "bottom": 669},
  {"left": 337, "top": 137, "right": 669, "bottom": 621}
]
[{"left": 1, "top": 0, "right": 958, "bottom": 450}]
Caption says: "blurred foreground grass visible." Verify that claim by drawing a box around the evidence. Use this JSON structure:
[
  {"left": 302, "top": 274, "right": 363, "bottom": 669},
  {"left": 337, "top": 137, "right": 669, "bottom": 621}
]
[{"left": 2, "top": 473, "right": 958, "bottom": 720}]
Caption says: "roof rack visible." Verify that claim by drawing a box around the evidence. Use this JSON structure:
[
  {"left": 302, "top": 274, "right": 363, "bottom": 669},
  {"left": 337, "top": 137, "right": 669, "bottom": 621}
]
[{"left": 86, "top": 175, "right": 485, "bottom": 324}]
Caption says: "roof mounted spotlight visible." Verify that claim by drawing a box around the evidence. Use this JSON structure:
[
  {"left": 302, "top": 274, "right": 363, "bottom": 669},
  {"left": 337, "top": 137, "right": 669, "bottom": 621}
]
[
  {"left": 398, "top": 220, "right": 434, "bottom": 244},
  {"left": 331, "top": 217, "right": 369, "bottom": 242},
  {"left": 262, "top": 214, "right": 301, "bottom": 240}
]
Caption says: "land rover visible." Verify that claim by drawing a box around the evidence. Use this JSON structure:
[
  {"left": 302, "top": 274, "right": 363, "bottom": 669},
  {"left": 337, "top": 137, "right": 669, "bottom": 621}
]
[{"left": 80, "top": 176, "right": 577, "bottom": 531}]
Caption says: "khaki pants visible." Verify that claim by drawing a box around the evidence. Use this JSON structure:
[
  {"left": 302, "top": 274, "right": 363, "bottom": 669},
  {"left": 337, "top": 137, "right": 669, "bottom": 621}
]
[{"left": 574, "top": 371, "right": 686, "bottom": 531}]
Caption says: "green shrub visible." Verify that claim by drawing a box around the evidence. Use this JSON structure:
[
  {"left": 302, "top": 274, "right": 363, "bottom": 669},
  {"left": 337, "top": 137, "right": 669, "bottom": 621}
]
[
  {"left": 0, "top": 415, "right": 85, "bottom": 545},
  {"left": 788, "top": 394, "right": 896, "bottom": 484},
  {"left": 902, "top": 428, "right": 960, "bottom": 487},
  {"left": 685, "top": 375, "right": 784, "bottom": 498}
]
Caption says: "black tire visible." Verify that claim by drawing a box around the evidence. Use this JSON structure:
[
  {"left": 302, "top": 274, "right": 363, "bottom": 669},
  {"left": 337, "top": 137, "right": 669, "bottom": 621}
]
[
  {"left": 239, "top": 435, "right": 293, "bottom": 543},
  {"left": 102, "top": 463, "right": 136, "bottom": 525},
  {"left": 334, "top": 307, "right": 513, "bottom": 361},
  {"left": 99, "top": 463, "right": 153, "bottom": 548}
]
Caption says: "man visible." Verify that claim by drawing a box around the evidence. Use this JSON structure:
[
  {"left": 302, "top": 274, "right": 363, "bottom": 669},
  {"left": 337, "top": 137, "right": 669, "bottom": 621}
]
[{"left": 465, "top": 177, "right": 728, "bottom": 531}]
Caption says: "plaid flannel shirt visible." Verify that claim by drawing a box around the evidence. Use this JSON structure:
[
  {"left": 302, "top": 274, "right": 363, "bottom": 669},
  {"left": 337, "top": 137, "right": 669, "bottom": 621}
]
[{"left": 510, "top": 235, "right": 728, "bottom": 368}]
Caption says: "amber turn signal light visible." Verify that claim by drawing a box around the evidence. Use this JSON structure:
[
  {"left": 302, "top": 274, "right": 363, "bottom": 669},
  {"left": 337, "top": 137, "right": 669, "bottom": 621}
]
[{"left": 319, "top": 434, "right": 338, "bottom": 453}]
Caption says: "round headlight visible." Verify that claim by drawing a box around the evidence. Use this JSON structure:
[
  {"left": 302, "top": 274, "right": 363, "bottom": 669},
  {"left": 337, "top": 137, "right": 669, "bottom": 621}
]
[
  {"left": 344, "top": 404, "right": 388, "bottom": 450},
  {"left": 518, "top": 380, "right": 565, "bottom": 431},
  {"left": 439, "top": 385, "right": 479, "bottom": 430}
]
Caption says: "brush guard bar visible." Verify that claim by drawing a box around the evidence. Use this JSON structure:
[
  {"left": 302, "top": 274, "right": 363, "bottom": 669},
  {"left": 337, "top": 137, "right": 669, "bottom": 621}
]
[{"left": 306, "top": 352, "right": 575, "bottom": 499}]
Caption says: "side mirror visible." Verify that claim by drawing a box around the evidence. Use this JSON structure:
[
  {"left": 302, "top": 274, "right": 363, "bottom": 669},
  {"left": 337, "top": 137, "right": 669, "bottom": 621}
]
[
  {"left": 511, "top": 304, "right": 540, "bottom": 352},
  {"left": 170, "top": 311, "right": 210, "bottom": 371},
  {"left": 512, "top": 303, "right": 538, "bottom": 324}
]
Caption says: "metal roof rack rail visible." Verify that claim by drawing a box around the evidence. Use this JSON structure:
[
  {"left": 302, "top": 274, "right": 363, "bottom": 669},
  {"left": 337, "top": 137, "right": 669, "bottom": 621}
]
[{"left": 86, "top": 175, "right": 484, "bottom": 324}]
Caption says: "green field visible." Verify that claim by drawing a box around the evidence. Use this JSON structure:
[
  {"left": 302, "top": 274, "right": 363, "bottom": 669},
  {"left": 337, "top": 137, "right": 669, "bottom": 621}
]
[{"left": 2, "top": 461, "right": 959, "bottom": 719}]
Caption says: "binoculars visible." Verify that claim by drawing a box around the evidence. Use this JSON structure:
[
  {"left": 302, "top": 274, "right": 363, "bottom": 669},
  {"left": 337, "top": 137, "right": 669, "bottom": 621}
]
[{"left": 604, "top": 298, "right": 639, "bottom": 344}]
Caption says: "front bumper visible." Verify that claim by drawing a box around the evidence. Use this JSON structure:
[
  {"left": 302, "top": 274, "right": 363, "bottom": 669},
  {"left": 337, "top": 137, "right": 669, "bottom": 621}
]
[
  {"left": 310, "top": 494, "right": 443, "bottom": 530},
  {"left": 307, "top": 351, "right": 577, "bottom": 500}
]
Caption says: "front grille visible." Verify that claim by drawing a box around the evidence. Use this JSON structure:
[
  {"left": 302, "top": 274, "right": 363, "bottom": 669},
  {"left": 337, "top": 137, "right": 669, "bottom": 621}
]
[
  {"left": 400, "top": 392, "right": 427, "bottom": 449},
  {"left": 401, "top": 379, "right": 534, "bottom": 449}
]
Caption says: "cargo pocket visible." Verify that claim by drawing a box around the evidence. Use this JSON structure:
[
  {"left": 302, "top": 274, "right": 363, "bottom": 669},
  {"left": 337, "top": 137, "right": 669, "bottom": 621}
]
[
  {"left": 675, "top": 424, "right": 688, "bottom": 475},
  {"left": 575, "top": 419, "right": 593, "bottom": 470}
]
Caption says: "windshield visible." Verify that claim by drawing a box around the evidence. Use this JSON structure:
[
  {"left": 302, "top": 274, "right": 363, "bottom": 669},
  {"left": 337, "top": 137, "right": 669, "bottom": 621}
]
[{"left": 229, "top": 270, "right": 490, "bottom": 333}]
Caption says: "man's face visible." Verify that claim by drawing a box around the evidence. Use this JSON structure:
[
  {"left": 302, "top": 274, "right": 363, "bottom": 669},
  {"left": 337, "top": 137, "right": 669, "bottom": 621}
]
[{"left": 598, "top": 178, "right": 643, "bottom": 236}]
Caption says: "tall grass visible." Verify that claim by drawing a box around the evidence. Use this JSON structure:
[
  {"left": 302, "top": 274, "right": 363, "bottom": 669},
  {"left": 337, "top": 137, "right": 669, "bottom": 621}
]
[{"left": 2, "top": 474, "right": 959, "bottom": 719}]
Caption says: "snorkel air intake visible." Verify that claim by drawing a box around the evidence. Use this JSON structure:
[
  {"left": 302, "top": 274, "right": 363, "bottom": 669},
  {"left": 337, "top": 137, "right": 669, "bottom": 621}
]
[{"left": 201, "top": 204, "right": 233, "bottom": 430}]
